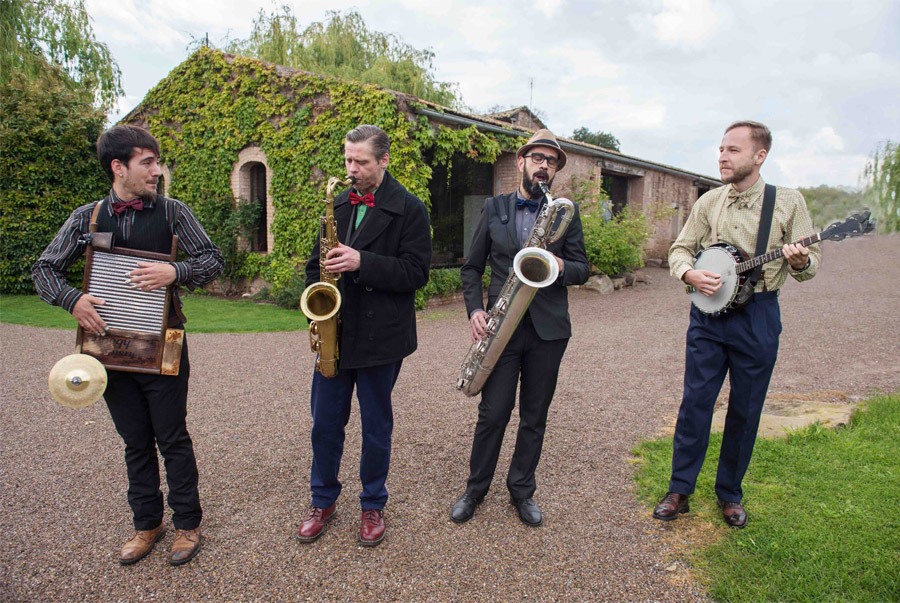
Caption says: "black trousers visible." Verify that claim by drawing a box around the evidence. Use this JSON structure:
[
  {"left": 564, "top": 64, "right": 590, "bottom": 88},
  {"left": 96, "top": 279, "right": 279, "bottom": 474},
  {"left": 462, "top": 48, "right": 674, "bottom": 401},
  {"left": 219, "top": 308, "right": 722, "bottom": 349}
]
[
  {"left": 669, "top": 293, "right": 781, "bottom": 502},
  {"left": 465, "top": 316, "right": 569, "bottom": 500},
  {"left": 104, "top": 338, "right": 201, "bottom": 530}
]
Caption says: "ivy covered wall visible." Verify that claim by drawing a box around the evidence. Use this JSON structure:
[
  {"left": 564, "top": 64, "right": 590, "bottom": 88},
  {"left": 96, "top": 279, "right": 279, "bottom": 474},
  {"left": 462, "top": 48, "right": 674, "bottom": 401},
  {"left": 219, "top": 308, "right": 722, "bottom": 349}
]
[{"left": 127, "top": 47, "right": 510, "bottom": 294}]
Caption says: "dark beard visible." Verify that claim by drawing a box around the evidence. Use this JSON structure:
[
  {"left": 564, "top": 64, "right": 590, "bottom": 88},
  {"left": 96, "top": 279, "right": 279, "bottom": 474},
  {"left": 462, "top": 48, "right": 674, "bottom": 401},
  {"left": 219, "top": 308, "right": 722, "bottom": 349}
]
[
  {"left": 521, "top": 172, "right": 548, "bottom": 198},
  {"left": 139, "top": 190, "right": 157, "bottom": 203}
]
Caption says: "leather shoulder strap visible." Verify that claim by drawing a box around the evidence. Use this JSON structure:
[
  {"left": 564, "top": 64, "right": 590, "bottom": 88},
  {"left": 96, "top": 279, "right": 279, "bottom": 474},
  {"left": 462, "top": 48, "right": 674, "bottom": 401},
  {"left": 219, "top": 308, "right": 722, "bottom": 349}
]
[
  {"left": 748, "top": 184, "right": 777, "bottom": 286},
  {"left": 89, "top": 199, "right": 105, "bottom": 233}
]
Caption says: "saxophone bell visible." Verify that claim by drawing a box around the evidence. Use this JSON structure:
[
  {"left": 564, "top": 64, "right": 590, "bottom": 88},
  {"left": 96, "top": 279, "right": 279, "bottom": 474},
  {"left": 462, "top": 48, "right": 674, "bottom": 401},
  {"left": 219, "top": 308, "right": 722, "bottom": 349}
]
[
  {"left": 300, "top": 174, "right": 353, "bottom": 378},
  {"left": 514, "top": 247, "right": 559, "bottom": 288}
]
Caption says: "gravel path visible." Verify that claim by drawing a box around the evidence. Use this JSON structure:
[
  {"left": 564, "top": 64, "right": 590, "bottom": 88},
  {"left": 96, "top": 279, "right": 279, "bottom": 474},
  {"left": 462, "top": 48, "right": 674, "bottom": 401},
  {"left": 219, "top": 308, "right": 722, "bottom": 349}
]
[{"left": 2, "top": 235, "right": 898, "bottom": 602}]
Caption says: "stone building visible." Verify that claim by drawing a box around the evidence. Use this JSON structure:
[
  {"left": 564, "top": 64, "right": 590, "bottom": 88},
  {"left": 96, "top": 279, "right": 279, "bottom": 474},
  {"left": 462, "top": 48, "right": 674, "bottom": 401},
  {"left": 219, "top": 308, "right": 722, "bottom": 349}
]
[{"left": 124, "top": 49, "right": 720, "bottom": 285}]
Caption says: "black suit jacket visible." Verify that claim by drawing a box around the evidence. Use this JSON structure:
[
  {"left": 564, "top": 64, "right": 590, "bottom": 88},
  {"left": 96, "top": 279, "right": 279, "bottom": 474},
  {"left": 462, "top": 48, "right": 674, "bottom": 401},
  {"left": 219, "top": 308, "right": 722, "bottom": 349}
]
[
  {"left": 305, "top": 171, "right": 432, "bottom": 369},
  {"left": 461, "top": 192, "right": 589, "bottom": 341}
]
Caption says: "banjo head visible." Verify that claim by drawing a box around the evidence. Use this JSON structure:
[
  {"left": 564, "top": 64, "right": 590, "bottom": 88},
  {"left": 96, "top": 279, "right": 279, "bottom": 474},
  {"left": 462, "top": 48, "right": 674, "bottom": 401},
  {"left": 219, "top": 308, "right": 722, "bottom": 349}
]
[{"left": 691, "top": 245, "right": 740, "bottom": 315}]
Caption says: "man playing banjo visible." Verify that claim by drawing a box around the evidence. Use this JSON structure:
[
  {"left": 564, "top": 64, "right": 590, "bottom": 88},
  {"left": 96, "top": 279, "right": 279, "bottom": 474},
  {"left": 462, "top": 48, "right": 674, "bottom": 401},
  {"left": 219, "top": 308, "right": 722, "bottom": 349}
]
[{"left": 653, "top": 120, "right": 821, "bottom": 529}]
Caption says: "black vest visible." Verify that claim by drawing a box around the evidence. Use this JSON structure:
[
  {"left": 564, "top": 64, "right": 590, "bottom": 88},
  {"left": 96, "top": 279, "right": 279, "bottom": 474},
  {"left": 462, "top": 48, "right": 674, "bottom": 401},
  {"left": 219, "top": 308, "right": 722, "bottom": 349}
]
[
  {"left": 95, "top": 195, "right": 173, "bottom": 254},
  {"left": 95, "top": 195, "right": 185, "bottom": 325}
]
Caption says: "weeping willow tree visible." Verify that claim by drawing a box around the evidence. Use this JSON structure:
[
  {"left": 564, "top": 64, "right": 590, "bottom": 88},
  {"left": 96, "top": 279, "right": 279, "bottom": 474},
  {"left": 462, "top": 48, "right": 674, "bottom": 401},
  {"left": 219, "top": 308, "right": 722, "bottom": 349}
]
[
  {"left": 861, "top": 141, "right": 899, "bottom": 233},
  {"left": 225, "top": 6, "right": 461, "bottom": 108},
  {"left": 0, "top": 0, "right": 122, "bottom": 111},
  {"left": 1, "top": 0, "right": 119, "bottom": 292}
]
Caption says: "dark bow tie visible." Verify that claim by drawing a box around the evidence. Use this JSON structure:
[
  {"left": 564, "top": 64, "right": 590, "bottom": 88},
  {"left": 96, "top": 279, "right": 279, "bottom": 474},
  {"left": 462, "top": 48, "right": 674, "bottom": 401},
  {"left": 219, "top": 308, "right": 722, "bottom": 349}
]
[
  {"left": 349, "top": 192, "right": 375, "bottom": 208},
  {"left": 112, "top": 199, "right": 144, "bottom": 215},
  {"left": 516, "top": 197, "right": 540, "bottom": 213}
]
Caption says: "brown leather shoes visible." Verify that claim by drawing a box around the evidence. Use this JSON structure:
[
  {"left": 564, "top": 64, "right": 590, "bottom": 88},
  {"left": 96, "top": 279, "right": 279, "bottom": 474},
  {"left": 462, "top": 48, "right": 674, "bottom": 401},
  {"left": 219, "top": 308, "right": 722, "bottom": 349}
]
[
  {"left": 718, "top": 500, "right": 748, "bottom": 528},
  {"left": 653, "top": 492, "right": 690, "bottom": 521},
  {"left": 359, "top": 509, "right": 385, "bottom": 547},
  {"left": 297, "top": 503, "right": 336, "bottom": 543},
  {"left": 167, "top": 527, "right": 202, "bottom": 566},
  {"left": 119, "top": 523, "right": 166, "bottom": 565}
]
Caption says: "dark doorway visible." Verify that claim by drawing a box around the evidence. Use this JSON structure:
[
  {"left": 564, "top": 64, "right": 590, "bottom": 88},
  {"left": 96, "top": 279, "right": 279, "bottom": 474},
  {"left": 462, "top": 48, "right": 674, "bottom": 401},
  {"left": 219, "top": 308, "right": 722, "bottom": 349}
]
[
  {"left": 602, "top": 173, "right": 629, "bottom": 215},
  {"left": 428, "top": 153, "right": 493, "bottom": 266}
]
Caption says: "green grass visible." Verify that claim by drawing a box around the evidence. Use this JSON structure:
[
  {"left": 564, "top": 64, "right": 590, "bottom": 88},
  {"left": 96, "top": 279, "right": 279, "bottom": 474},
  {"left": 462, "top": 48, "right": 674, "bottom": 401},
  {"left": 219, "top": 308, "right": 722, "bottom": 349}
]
[
  {"left": 633, "top": 393, "right": 900, "bottom": 602},
  {"left": 0, "top": 294, "right": 306, "bottom": 333}
]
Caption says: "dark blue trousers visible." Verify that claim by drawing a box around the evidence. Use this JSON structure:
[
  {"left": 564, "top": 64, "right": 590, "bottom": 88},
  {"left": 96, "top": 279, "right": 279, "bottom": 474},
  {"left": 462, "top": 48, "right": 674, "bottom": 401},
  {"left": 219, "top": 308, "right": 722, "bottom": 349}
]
[
  {"left": 309, "top": 361, "right": 402, "bottom": 510},
  {"left": 669, "top": 293, "right": 781, "bottom": 503},
  {"left": 104, "top": 337, "right": 201, "bottom": 531}
]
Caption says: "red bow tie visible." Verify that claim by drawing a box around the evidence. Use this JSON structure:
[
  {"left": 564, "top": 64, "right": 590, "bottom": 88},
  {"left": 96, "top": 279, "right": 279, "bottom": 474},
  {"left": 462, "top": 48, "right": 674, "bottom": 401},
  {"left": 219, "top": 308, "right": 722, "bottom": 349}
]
[
  {"left": 112, "top": 199, "right": 144, "bottom": 215},
  {"left": 349, "top": 192, "right": 375, "bottom": 208}
]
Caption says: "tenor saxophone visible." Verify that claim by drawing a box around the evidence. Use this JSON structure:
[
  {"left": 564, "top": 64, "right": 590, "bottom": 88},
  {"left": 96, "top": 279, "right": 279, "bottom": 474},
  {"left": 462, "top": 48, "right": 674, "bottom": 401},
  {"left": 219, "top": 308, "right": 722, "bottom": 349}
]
[
  {"left": 300, "top": 175, "right": 355, "bottom": 378},
  {"left": 456, "top": 183, "right": 575, "bottom": 397}
]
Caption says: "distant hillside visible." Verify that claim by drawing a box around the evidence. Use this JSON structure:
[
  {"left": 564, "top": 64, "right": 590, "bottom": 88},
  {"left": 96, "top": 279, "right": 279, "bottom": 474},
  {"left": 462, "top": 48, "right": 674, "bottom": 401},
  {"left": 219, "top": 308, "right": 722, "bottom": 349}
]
[{"left": 799, "top": 185, "right": 866, "bottom": 230}]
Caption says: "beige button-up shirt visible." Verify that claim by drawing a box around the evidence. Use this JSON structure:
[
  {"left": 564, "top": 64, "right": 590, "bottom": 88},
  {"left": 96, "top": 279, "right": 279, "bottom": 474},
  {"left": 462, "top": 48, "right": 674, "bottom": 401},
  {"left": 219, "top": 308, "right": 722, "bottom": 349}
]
[{"left": 669, "top": 177, "right": 821, "bottom": 292}]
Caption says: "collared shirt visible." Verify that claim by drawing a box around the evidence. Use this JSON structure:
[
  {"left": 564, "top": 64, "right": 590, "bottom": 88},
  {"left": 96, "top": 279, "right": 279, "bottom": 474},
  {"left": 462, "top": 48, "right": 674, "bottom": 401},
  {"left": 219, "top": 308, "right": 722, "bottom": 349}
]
[
  {"left": 32, "top": 191, "right": 225, "bottom": 313},
  {"left": 515, "top": 191, "right": 540, "bottom": 247},
  {"left": 352, "top": 185, "right": 379, "bottom": 230},
  {"left": 669, "top": 177, "right": 820, "bottom": 292}
]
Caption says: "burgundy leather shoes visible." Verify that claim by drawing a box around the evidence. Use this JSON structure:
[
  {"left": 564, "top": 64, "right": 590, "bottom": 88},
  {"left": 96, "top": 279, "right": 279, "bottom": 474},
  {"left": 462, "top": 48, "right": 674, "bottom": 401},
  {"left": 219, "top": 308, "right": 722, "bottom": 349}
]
[
  {"left": 718, "top": 499, "right": 748, "bottom": 528},
  {"left": 297, "top": 503, "right": 337, "bottom": 543},
  {"left": 653, "top": 492, "right": 690, "bottom": 521},
  {"left": 119, "top": 523, "right": 166, "bottom": 565},
  {"left": 359, "top": 509, "right": 385, "bottom": 547}
]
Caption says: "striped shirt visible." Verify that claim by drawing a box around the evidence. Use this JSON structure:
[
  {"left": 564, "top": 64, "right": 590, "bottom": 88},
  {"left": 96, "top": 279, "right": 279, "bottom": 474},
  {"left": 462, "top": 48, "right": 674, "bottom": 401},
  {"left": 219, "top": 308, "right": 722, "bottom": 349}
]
[
  {"left": 669, "top": 177, "right": 821, "bottom": 292},
  {"left": 32, "top": 191, "right": 225, "bottom": 312}
]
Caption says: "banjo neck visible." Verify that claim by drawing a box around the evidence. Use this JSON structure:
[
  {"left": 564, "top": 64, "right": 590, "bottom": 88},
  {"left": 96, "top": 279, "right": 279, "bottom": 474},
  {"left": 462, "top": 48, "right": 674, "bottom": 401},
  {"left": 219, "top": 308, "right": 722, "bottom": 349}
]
[{"left": 735, "top": 232, "right": 824, "bottom": 274}]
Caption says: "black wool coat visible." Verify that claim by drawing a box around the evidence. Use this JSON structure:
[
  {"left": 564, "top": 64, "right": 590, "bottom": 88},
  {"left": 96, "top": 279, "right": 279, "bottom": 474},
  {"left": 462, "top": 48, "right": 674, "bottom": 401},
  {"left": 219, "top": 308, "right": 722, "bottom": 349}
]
[
  {"left": 305, "top": 171, "right": 432, "bottom": 369},
  {"left": 461, "top": 192, "right": 589, "bottom": 341}
]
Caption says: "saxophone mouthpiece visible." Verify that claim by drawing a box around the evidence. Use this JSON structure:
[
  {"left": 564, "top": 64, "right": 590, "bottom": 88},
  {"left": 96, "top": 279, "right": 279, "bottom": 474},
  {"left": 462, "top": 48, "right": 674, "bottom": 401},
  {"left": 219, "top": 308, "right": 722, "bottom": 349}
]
[
  {"left": 538, "top": 181, "right": 550, "bottom": 195},
  {"left": 347, "top": 175, "right": 357, "bottom": 185}
]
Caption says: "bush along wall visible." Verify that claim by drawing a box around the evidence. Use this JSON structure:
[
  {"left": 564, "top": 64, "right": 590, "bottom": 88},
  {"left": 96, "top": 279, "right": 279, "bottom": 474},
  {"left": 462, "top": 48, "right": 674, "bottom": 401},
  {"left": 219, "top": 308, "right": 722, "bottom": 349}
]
[
  {"left": 129, "top": 47, "right": 507, "bottom": 300},
  {"left": 0, "top": 75, "right": 108, "bottom": 293}
]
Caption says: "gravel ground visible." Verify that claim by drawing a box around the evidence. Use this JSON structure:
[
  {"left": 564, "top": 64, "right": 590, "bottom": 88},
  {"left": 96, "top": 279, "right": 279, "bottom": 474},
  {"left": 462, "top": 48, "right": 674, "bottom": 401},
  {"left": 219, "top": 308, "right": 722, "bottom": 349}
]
[{"left": 1, "top": 234, "right": 898, "bottom": 603}]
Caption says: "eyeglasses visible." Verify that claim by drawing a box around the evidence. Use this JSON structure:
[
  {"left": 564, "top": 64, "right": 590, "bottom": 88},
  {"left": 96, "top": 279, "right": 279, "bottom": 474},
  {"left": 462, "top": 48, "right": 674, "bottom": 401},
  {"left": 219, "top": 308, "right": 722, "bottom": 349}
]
[{"left": 524, "top": 152, "right": 560, "bottom": 168}]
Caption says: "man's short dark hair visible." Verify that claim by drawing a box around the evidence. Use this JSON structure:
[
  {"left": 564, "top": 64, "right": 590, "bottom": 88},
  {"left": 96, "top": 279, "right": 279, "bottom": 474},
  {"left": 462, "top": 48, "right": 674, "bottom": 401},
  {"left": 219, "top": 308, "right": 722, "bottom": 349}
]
[
  {"left": 725, "top": 120, "right": 772, "bottom": 152},
  {"left": 96, "top": 125, "right": 161, "bottom": 182},
  {"left": 345, "top": 124, "right": 390, "bottom": 159}
]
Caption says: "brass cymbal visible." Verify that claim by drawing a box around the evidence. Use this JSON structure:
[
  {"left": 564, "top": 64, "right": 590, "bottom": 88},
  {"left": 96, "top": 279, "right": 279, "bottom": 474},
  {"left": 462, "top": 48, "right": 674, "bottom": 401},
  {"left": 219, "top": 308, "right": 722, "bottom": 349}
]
[{"left": 48, "top": 354, "right": 108, "bottom": 409}]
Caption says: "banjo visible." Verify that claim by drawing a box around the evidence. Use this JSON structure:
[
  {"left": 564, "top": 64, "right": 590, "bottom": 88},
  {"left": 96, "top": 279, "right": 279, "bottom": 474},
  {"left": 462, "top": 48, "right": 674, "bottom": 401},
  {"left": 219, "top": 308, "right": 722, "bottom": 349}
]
[{"left": 688, "top": 211, "right": 874, "bottom": 316}]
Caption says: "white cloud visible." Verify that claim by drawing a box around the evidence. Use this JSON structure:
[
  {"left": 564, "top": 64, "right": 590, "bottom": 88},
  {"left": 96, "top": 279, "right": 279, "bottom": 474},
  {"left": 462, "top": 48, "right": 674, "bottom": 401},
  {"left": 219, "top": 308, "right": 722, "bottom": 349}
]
[
  {"left": 628, "top": 0, "right": 723, "bottom": 50},
  {"left": 533, "top": 0, "right": 564, "bottom": 18},
  {"left": 772, "top": 152, "right": 869, "bottom": 188},
  {"left": 441, "top": 59, "right": 517, "bottom": 109},
  {"left": 554, "top": 85, "right": 667, "bottom": 132},
  {"left": 769, "top": 126, "right": 864, "bottom": 187}
]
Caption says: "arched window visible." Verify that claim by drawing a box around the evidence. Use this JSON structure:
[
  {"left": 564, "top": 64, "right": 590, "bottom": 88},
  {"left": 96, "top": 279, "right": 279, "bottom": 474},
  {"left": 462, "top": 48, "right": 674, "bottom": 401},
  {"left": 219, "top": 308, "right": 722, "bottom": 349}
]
[
  {"left": 157, "top": 164, "right": 172, "bottom": 197},
  {"left": 231, "top": 147, "right": 273, "bottom": 253}
]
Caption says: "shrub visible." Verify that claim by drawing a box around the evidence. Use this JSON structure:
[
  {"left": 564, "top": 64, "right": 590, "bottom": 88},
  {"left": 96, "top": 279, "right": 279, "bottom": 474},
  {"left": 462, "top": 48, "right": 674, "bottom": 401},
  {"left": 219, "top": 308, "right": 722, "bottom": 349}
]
[
  {"left": 0, "top": 75, "right": 108, "bottom": 294},
  {"left": 414, "top": 266, "right": 492, "bottom": 310},
  {"left": 582, "top": 208, "right": 650, "bottom": 275},
  {"left": 274, "top": 270, "right": 306, "bottom": 309}
]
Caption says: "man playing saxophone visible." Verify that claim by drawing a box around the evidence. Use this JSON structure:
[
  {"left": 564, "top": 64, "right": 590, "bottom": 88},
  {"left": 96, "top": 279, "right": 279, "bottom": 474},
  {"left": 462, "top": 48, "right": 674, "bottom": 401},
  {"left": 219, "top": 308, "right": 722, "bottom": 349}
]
[
  {"left": 297, "top": 124, "right": 432, "bottom": 547},
  {"left": 450, "top": 130, "right": 589, "bottom": 527}
]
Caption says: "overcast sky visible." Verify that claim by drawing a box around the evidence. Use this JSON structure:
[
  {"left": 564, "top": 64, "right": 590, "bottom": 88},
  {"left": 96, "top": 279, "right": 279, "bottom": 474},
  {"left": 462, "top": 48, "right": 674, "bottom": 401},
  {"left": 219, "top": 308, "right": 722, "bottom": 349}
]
[{"left": 86, "top": 0, "right": 899, "bottom": 189}]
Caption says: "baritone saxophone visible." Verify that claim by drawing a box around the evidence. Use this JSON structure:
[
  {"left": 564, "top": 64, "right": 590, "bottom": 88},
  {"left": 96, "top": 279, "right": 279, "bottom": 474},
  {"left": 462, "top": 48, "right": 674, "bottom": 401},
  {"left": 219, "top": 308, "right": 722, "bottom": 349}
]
[
  {"left": 300, "top": 175, "right": 355, "bottom": 378},
  {"left": 456, "top": 182, "right": 575, "bottom": 396}
]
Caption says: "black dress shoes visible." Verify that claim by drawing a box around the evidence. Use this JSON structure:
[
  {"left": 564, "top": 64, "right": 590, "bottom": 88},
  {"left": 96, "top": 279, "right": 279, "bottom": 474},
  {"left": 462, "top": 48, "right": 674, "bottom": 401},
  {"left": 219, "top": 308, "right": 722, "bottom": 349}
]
[
  {"left": 450, "top": 494, "right": 482, "bottom": 524},
  {"left": 718, "top": 499, "right": 748, "bottom": 528},
  {"left": 653, "top": 492, "right": 690, "bottom": 521},
  {"left": 511, "top": 497, "right": 543, "bottom": 527}
]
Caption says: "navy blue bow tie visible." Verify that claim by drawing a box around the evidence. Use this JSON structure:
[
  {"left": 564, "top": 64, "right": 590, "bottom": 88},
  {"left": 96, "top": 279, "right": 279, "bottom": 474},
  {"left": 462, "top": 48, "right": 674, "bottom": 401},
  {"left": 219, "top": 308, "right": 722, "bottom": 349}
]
[{"left": 516, "top": 197, "right": 540, "bottom": 213}]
